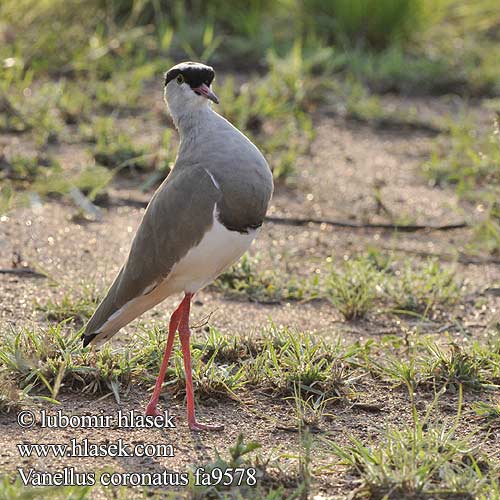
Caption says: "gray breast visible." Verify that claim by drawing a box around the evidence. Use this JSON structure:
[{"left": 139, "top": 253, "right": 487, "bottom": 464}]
[
  {"left": 216, "top": 161, "right": 272, "bottom": 232},
  {"left": 176, "top": 111, "right": 274, "bottom": 233},
  {"left": 209, "top": 128, "right": 273, "bottom": 233}
]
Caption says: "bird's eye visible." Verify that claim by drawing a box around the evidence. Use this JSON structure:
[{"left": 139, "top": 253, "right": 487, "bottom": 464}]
[{"left": 176, "top": 74, "right": 184, "bottom": 84}]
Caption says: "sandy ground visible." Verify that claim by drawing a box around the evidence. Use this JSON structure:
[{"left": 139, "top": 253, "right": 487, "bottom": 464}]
[{"left": 0, "top": 94, "right": 499, "bottom": 498}]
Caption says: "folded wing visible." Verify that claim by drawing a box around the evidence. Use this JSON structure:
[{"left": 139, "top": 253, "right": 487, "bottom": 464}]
[{"left": 82, "top": 167, "right": 220, "bottom": 346}]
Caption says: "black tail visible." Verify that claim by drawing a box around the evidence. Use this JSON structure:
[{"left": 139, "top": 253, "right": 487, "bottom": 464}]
[{"left": 82, "top": 332, "right": 98, "bottom": 347}]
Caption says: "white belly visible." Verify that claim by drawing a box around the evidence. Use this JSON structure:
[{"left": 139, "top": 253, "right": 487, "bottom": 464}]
[{"left": 162, "top": 211, "right": 257, "bottom": 295}]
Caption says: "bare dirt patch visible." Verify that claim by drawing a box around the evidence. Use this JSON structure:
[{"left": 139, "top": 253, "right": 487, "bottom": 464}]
[{"left": 1, "top": 97, "right": 499, "bottom": 498}]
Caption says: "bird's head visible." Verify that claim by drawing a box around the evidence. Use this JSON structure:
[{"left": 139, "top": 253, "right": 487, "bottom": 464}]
[{"left": 164, "top": 62, "right": 219, "bottom": 125}]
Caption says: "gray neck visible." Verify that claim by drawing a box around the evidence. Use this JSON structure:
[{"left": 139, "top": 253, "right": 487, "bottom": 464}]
[
  {"left": 174, "top": 105, "right": 222, "bottom": 159},
  {"left": 172, "top": 103, "right": 215, "bottom": 138}
]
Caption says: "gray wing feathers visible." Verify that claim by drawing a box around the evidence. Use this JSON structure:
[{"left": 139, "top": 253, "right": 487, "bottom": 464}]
[{"left": 83, "top": 167, "right": 220, "bottom": 345}]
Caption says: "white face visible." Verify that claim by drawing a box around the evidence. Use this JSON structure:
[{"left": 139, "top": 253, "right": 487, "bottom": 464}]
[{"left": 164, "top": 78, "right": 210, "bottom": 125}]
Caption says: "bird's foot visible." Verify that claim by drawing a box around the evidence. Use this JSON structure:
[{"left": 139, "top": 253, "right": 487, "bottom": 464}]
[
  {"left": 145, "top": 402, "right": 162, "bottom": 417},
  {"left": 189, "top": 419, "right": 224, "bottom": 432}
]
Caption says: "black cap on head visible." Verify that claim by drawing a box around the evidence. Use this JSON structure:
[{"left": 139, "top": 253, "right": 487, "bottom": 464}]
[{"left": 164, "top": 62, "right": 215, "bottom": 88}]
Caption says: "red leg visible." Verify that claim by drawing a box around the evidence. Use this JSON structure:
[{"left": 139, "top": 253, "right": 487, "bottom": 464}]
[
  {"left": 145, "top": 301, "right": 183, "bottom": 416},
  {"left": 178, "top": 293, "right": 224, "bottom": 431}
]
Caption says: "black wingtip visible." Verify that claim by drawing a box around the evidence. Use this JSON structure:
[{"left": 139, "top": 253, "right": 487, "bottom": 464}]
[{"left": 82, "top": 332, "right": 98, "bottom": 347}]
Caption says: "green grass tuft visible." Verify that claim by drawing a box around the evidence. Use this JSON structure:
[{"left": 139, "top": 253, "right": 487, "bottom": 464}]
[
  {"left": 0, "top": 325, "right": 135, "bottom": 402},
  {"left": 245, "top": 328, "right": 354, "bottom": 400},
  {"left": 328, "top": 386, "right": 498, "bottom": 499},
  {"left": 212, "top": 254, "right": 305, "bottom": 304},
  {"left": 325, "top": 256, "right": 381, "bottom": 320},
  {"left": 385, "top": 258, "right": 460, "bottom": 315}
]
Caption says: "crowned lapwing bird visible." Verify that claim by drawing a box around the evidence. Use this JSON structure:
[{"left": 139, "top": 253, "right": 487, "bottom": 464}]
[{"left": 82, "top": 62, "right": 273, "bottom": 430}]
